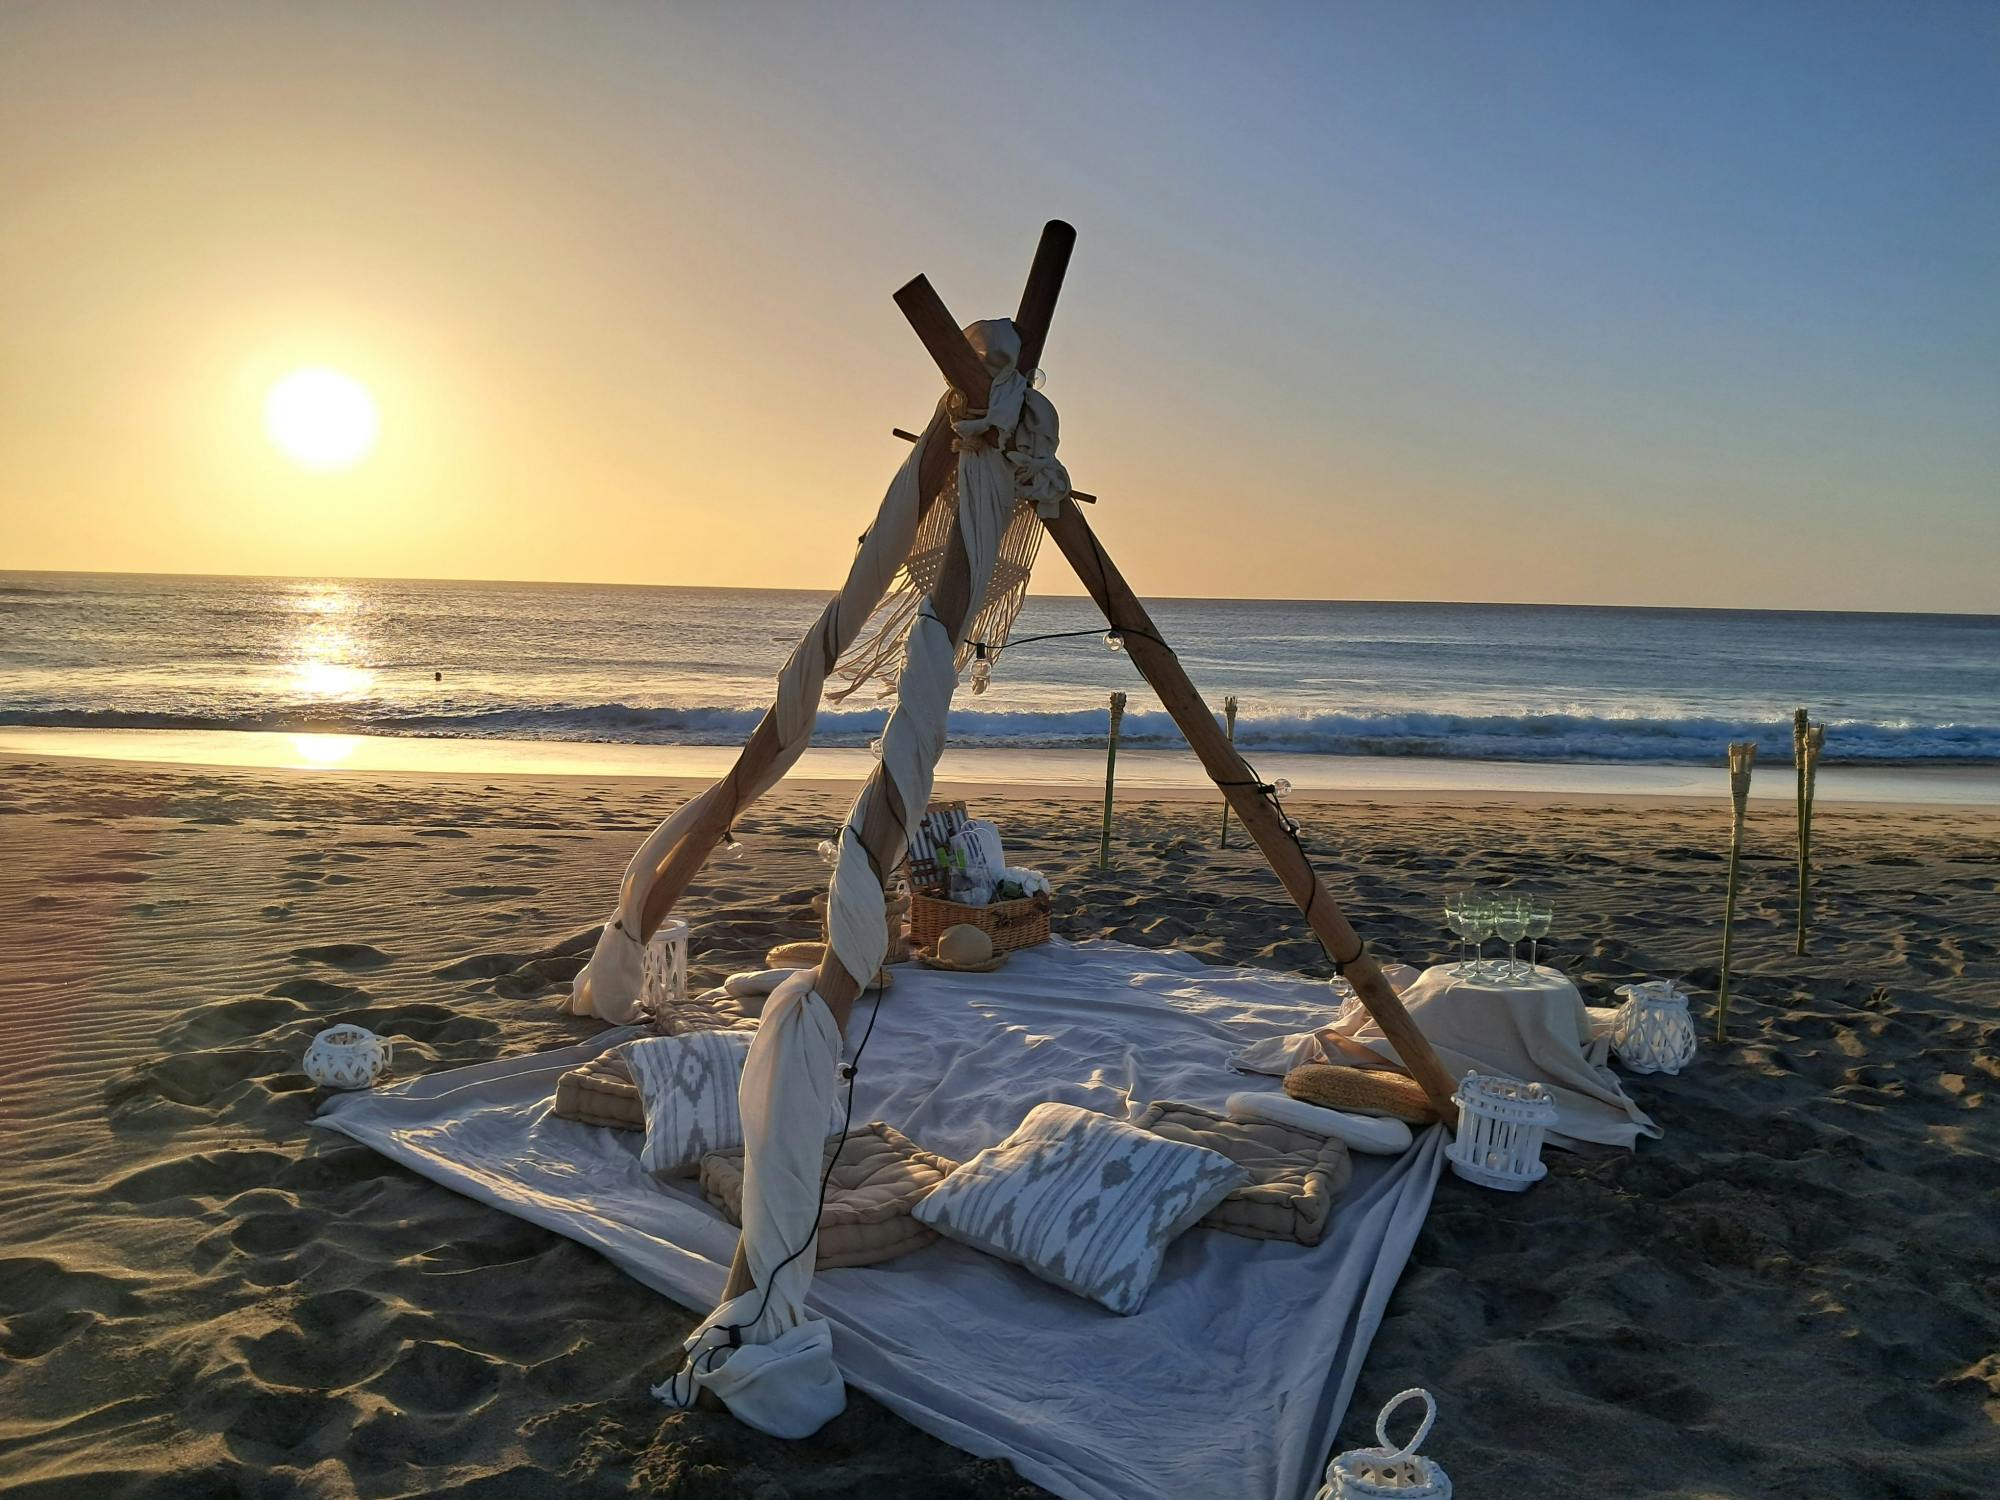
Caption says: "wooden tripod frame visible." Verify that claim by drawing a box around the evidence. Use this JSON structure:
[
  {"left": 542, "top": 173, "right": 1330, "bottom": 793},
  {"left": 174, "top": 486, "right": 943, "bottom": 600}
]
[{"left": 644, "top": 221, "right": 1459, "bottom": 1304}]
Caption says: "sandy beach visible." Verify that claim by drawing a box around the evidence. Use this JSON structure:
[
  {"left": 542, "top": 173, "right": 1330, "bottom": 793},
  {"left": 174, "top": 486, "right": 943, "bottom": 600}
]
[{"left": 0, "top": 750, "right": 1994, "bottom": 1497}]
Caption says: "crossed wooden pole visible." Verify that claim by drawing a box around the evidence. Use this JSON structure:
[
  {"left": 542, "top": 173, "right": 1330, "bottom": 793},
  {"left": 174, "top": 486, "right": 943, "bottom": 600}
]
[{"left": 657, "top": 221, "right": 1457, "bottom": 1306}]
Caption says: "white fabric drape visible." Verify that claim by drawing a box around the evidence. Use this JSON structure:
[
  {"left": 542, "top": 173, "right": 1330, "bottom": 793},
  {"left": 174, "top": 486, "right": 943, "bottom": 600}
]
[
  {"left": 662, "top": 319, "right": 1062, "bottom": 1435},
  {"left": 568, "top": 405, "right": 944, "bottom": 1024}
]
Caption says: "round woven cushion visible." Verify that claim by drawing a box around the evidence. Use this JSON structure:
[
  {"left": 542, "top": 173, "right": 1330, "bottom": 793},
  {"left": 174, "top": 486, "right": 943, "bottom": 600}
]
[{"left": 1284, "top": 1065, "right": 1439, "bottom": 1124}]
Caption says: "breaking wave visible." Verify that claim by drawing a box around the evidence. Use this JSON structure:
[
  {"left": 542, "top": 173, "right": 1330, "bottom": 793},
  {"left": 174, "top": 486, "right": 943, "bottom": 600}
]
[{"left": 7, "top": 703, "right": 1997, "bottom": 765}]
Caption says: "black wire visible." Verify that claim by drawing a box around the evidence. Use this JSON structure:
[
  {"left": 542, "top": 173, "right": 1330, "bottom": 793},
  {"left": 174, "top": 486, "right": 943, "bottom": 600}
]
[{"left": 668, "top": 975, "right": 887, "bottom": 1404}]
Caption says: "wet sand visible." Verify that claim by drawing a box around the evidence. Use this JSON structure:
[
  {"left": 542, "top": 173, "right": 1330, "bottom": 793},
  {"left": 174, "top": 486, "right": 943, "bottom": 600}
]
[{"left": 0, "top": 751, "right": 1995, "bottom": 1498}]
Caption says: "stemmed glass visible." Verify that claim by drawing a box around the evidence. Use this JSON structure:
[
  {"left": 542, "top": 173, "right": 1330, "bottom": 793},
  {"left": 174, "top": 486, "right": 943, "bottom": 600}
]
[
  {"left": 1524, "top": 897, "right": 1553, "bottom": 974},
  {"left": 1444, "top": 894, "right": 1474, "bottom": 974},
  {"left": 1493, "top": 895, "right": 1529, "bottom": 981},
  {"left": 1465, "top": 894, "right": 1497, "bottom": 978}
]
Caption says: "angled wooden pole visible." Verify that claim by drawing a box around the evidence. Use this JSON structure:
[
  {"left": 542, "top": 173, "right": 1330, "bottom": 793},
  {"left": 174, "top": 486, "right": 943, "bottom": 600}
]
[{"left": 1040, "top": 499, "right": 1460, "bottom": 1126}]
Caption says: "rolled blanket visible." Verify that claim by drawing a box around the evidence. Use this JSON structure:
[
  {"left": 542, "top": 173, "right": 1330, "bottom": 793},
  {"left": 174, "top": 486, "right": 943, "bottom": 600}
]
[
  {"left": 1225, "top": 1091, "right": 1413, "bottom": 1156},
  {"left": 1283, "top": 1064, "right": 1440, "bottom": 1125},
  {"left": 552, "top": 1053, "right": 646, "bottom": 1131}
]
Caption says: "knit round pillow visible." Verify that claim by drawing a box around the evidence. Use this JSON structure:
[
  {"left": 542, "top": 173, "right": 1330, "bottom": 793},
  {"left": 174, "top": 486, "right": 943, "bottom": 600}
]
[{"left": 1283, "top": 1064, "right": 1440, "bottom": 1124}]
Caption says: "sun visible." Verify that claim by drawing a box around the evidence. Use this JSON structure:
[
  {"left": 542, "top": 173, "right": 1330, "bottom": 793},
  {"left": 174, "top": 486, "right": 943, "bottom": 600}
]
[{"left": 263, "top": 366, "right": 380, "bottom": 471}]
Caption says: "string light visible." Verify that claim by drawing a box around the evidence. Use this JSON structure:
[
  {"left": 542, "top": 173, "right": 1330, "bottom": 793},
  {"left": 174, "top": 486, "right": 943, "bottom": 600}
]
[
  {"left": 719, "top": 828, "right": 747, "bottom": 861},
  {"left": 1104, "top": 630, "right": 1125, "bottom": 653},
  {"left": 968, "top": 641, "right": 992, "bottom": 695},
  {"left": 816, "top": 838, "right": 840, "bottom": 866},
  {"left": 868, "top": 736, "right": 885, "bottom": 759}
]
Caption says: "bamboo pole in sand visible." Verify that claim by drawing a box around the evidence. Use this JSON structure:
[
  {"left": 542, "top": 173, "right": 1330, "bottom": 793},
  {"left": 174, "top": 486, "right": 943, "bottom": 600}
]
[
  {"left": 1718, "top": 740, "right": 1757, "bottom": 1041},
  {"left": 1219, "top": 696, "right": 1239, "bottom": 847},
  {"left": 1100, "top": 692, "right": 1126, "bottom": 868}
]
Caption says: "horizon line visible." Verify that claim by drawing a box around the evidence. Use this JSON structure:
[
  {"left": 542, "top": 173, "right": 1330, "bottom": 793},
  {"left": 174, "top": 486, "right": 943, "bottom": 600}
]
[{"left": 2, "top": 565, "right": 1994, "bottom": 623}]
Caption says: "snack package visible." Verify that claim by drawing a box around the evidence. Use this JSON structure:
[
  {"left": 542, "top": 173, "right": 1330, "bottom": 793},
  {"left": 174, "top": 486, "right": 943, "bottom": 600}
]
[{"left": 946, "top": 820, "right": 1005, "bottom": 905}]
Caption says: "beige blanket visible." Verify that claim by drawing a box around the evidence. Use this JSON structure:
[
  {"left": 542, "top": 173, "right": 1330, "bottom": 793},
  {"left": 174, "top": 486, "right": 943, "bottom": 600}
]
[{"left": 1235, "top": 964, "right": 1659, "bottom": 1150}]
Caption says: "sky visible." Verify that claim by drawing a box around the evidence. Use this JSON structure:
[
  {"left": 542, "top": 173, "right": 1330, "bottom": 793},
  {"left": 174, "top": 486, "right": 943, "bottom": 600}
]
[{"left": 1, "top": 2, "right": 1995, "bottom": 611}]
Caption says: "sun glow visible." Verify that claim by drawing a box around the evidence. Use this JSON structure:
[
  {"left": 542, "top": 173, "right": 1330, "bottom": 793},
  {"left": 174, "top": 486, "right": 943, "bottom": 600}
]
[{"left": 263, "top": 366, "right": 380, "bottom": 471}]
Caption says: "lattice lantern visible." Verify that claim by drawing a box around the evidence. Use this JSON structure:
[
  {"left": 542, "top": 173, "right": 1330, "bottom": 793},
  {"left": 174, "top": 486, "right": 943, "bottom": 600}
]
[
  {"left": 1609, "top": 979, "right": 1698, "bottom": 1075},
  {"left": 1316, "top": 1388, "right": 1452, "bottom": 1499},
  {"left": 641, "top": 917, "right": 691, "bottom": 1012},
  {"left": 303, "top": 1025, "right": 393, "bottom": 1091},
  {"left": 1444, "top": 1071, "right": 1557, "bottom": 1192}
]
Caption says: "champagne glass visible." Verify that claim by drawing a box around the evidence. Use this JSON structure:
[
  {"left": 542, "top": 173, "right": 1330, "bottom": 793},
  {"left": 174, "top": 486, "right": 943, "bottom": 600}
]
[
  {"left": 1493, "top": 895, "right": 1528, "bottom": 981},
  {"left": 1525, "top": 897, "right": 1553, "bottom": 973},
  {"left": 1445, "top": 893, "right": 1475, "bottom": 974},
  {"left": 1468, "top": 894, "right": 1497, "bottom": 978}
]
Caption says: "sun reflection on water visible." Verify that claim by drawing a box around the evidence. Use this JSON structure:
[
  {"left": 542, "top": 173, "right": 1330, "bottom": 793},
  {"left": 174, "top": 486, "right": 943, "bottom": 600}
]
[{"left": 282, "top": 585, "right": 377, "bottom": 699}]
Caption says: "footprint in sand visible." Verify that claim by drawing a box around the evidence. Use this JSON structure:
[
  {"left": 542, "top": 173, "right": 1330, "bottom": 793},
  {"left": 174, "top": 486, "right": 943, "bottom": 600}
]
[{"left": 289, "top": 943, "right": 392, "bottom": 970}]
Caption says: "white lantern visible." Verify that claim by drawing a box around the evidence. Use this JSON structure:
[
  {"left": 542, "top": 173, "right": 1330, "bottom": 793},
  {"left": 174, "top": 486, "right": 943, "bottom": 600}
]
[
  {"left": 303, "top": 1025, "right": 393, "bottom": 1090},
  {"left": 1316, "top": 1388, "right": 1452, "bottom": 1499},
  {"left": 1444, "top": 1071, "right": 1556, "bottom": 1192},
  {"left": 1609, "top": 980, "right": 1697, "bottom": 1075},
  {"left": 641, "top": 918, "right": 691, "bottom": 1012}
]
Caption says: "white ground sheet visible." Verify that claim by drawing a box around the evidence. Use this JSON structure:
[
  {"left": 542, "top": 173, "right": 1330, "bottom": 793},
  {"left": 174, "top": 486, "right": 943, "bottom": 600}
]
[{"left": 316, "top": 939, "right": 1443, "bottom": 1500}]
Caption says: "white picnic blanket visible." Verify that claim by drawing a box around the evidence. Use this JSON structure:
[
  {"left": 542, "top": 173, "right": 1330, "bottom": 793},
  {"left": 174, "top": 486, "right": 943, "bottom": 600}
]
[{"left": 316, "top": 938, "right": 1443, "bottom": 1500}]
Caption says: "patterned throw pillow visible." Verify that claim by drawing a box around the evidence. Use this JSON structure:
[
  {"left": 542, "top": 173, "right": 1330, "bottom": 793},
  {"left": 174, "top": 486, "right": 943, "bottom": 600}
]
[
  {"left": 620, "top": 1030, "right": 755, "bottom": 1176},
  {"left": 912, "top": 1101, "right": 1249, "bottom": 1315}
]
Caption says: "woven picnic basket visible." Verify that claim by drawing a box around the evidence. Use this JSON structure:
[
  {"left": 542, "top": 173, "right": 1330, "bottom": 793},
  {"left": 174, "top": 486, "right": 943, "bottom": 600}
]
[{"left": 909, "top": 890, "right": 1051, "bottom": 955}]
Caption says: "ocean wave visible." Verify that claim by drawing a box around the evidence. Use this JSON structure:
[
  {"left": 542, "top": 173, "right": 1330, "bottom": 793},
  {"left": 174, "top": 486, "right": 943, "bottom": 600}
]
[{"left": 6, "top": 702, "right": 2000, "bottom": 764}]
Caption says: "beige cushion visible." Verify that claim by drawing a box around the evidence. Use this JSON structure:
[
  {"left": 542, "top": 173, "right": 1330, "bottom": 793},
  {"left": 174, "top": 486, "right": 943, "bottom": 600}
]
[
  {"left": 701, "top": 1121, "right": 958, "bottom": 1269},
  {"left": 1134, "top": 1101, "right": 1352, "bottom": 1246},
  {"left": 552, "top": 1053, "right": 646, "bottom": 1131}
]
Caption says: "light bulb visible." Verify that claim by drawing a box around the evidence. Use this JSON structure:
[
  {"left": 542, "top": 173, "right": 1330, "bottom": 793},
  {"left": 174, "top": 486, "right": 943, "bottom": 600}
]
[
  {"left": 1028, "top": 367, "right": 1047, "bottom": 390},
  {"left": 1271, "top": 777, "right": 1293, "bottom": 800},
  {"left": 869, "top": 736, "right": 885, "bottom": 759},
  {"left": 816, "top": 838, "right": 840, "bottom": 866},
  {"left": 719, "top": 832, "right": 746, "bottom": 862},
  {"left": 969, "top": 657, "right": 992, "bottom": 695},
  {"left": 1104, "top": 631, "right": 1125, "bottom": 653}
]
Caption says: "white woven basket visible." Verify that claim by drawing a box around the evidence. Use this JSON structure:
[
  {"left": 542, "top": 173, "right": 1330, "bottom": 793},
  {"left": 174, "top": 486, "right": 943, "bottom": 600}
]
[
  {"left": 1609, "top": 980, "right": 1697, "bottom": 1075},
  {"left": 1317, "top": 1388, "right": 1452, "bottom": 1499},
  {"left": 303, "top": 1025, "right": 393, "bottom": 1090},
  {"left": 1444, "top": 1070, "right": 1556, "bottom": 1192}
]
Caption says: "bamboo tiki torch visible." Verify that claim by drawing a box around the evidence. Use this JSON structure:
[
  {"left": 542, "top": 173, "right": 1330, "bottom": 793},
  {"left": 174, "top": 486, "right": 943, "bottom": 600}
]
[
  {"left": 1793, "top": 709, "right": 1810, "bottom": 955},
  {"left": 1718, "top": 739, "right": 1758, "bottom": 1041},
  {"left": 1798, "top": 722, "right": 1824, "bottom": 955},
  {"left": 1219, "top": 695, "right": 1240, "bottom": 847},
  {"left": 1099, "top": 692, "right": 1126, "bottom": 870}
]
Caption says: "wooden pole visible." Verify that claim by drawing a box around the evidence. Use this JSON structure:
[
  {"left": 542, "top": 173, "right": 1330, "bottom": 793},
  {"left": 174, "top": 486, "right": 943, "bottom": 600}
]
[
  {"left": 1718, "top": 740, "right": 1756, "bottom": 1041},
  {"left": 1219, "top": 696, "right": 1239, "bottom": 847},
  {"left": 1100, "top": 692, "right": 1126, "bottom": 868},
  {"left": 1793, "top": 708, "right": 1809, "bottom": 957},
  {"left": 1040, "top": 499, "right": 1459, "bottom": 1126}
]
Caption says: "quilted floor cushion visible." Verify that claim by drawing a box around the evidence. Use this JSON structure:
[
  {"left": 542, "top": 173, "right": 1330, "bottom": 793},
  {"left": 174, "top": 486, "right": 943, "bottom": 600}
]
[
  {"left": 551, "top": 990, "right": 757, "bottom": 1132},
  {"left": 701, "top": 1121, "right": 958, "bottom": 1269},
  {"left": 1135, "top": 1101, "right": 1353, "bottom": 1246},
  {"left": 552, "top": 1053, "right": 644, "bottom": 1131}
]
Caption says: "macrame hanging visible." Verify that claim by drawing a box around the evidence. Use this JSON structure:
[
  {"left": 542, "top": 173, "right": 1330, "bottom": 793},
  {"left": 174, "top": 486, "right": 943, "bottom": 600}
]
[{"left": 829, "top": 342, "right": 1067, "bottom": 704}]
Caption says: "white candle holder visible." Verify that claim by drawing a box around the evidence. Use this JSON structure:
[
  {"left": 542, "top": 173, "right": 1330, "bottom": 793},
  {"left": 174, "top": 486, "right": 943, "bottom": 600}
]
[
  {"left": 303, "top": 1025, "right": 393, "bottom": 1090},
  {"left": 1609, "top": 980, "right": 1697, "bottom": 1075},
  {"left": 641, "top": 918, "right": 691, "bottom": 1012},
  {"left": 1316, "top": 1388, "right": 1452, "bottom": 1499},
  {"left": 1444, "top": 1071, "right": 1556, "bottom": 1192}
]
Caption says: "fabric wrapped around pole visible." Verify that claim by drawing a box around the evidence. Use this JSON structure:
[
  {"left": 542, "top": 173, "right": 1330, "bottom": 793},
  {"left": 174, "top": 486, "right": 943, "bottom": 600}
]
[{"left": 665, "top": 319, "right": 1055, "bottom": 1436}]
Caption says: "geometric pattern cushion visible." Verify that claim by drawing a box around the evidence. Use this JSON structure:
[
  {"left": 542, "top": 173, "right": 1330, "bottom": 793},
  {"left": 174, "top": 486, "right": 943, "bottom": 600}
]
[
  {"left": 912, "top": 1101, "right": 1249, "bottom": 1315},
  {"left": 620, "top": 1029, "right": 755, "bottom": 1177},
  {"left": 699, "top": 1121, "right": 959, "bottom": 1269},
  {"left": 1133, "top": 1100, "right": 1353, "bottom": 1245}
]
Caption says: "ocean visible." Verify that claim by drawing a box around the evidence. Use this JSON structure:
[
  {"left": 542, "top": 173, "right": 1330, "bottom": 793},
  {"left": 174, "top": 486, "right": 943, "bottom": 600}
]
[{"left": 2, "top": 571, "right": 1996, "bottom": 769}]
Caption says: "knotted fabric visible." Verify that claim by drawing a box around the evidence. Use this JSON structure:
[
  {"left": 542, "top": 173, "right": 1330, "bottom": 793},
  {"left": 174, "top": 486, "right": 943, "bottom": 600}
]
[{"left": 661, "top": 319, "right": 1053, "bottom": 1436}]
